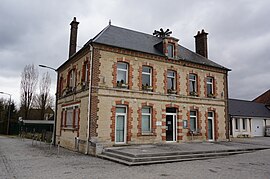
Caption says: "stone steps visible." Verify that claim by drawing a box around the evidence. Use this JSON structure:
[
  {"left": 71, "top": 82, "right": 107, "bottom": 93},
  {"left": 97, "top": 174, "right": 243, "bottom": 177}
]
[{"left": 98, "top": 148, "right": 266, "bottom": 166}]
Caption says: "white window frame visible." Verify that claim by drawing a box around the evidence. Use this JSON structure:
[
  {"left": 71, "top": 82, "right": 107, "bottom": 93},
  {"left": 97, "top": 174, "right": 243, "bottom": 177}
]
[
  {"left": 69, "top": 69, "right": 76, "bottom": 88},
  {"left": 84, "top": 62, "right": 89, "bottom": 82},
  {"left": 117, "top": 62, "right": 128, "bottom": 85},
  {"left": 190, "top": 110, "right": 197, "bottom": 131},
  {"left": 167, "top": 44, "right": 174, "bottom": 58},
  {"left": 141, "top": 107, "right": 152, "bottom": 134},
  {"left": 167, "top": 70, "right": 176, "bottom": 91},
  {"left": 142, "top": 66, "right": 152, "bottom": 87},
  {"left": 189, "top": 74, "right": 197, "bottom": 93},
  {"left": 235, "top": 118, "right": 239, "bottom": 130},
  {"left": 207, "top": 77, "right": 214, "bottom": 95},
  {"left": 207, "top": 111, "right": 215, "bottom": 141},
  {"left": 115, "top": 106, "right": 127, "bottom": 144}
]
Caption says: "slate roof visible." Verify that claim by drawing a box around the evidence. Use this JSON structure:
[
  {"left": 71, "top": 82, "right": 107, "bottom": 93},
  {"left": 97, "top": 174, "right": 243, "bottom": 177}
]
[
  {"left": 228, "top": 99, "right": 270, "bottom": 118},
  {"left": 82, "top": 25, "right": 229, "bottom": 70}
]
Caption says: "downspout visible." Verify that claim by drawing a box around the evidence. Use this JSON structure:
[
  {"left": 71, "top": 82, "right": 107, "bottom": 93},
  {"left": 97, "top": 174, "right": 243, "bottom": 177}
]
[
  {"left": 85, "top": 44, "right": 94, "bottom": 154},
  {"left": 225, "top": 71, "right": 230, "bottom": 141}
]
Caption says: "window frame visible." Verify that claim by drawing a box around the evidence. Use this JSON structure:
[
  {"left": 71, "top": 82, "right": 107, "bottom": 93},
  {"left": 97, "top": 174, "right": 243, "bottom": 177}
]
[
  {"left": 242, "top": 118, "right": 247, "bottom": 131},
  {"left": 206, "top": 77, "right": 214, "bottom": 96},
  {"left": 235, "top": 118, "right": 239, "bottom": 130},
  {"left": 141, "top": 106, "right": 152, "bottom": 134},
  {"left": 117, "top": 62, "right": 129, "bottom": 87},
  {"left": 68, "top": 69, "right": 76, "bottom": 88},
  {"left": 167, "top": 70, "right": 176, "bottom": 92},
  {"left": 189, "top": 110, "right": 197, "bottom": 131},
  {"left": 83, "top": 61, "right": 89, "bottom": 83},
  {"left": 142, "top": 66, "right": 152, "bottom": 89},
  {"left": 61, "top": 105, "right": 79, "bottom": 129},
  {"left": 189, "top": 74, "right": 197, "bottom": 94},
  {"left": 167, "top": 43, "right": 174, "bottom": 58}
]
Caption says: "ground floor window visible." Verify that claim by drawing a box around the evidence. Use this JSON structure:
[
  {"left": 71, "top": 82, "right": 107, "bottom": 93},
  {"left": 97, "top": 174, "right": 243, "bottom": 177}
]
[
  {"left": 190, "top": 111, "right": 197, "bottom": 131},
  {"left": 235, "top": 118, "right": 239, "bottom": 130},
  {"left": 242, "top": 118, "right": 247, "bottom": 130},
  {"left": 142, "top": 107, "right": 152, "bottom": 133},
  {"left": 61, "top": 105, "right": 80, "bottom": 129}
]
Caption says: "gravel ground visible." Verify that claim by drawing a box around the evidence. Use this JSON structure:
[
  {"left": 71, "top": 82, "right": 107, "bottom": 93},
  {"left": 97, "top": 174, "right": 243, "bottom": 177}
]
[{"left": 1, "top": 135, "right": 270, "bottom": 179}]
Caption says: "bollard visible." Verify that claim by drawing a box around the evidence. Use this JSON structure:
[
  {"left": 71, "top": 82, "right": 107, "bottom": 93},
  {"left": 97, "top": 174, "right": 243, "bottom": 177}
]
[{"left": 57, "top": 141, "right": 60, "bottom": 157}]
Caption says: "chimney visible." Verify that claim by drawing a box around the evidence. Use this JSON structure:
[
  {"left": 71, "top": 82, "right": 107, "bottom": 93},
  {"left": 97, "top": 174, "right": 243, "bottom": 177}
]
[
  {"left": 194, "top": 29, "right": 208, "bottom": 58},
  {"left": 69, "top": 17, "right": 79, "bottom": 58}
]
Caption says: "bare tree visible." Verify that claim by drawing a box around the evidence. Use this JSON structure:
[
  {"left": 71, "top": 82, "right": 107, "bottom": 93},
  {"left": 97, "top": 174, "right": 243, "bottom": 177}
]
[
  {"left": 20, "top": 64, "right": 38, "bottom": 120},
  {"left": 34, "top": 72, "right": 53, "bottom": 120}
]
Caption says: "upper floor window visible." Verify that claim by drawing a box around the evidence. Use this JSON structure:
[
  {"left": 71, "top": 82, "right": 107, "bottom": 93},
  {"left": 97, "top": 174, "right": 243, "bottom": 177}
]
[
  {"left": 167, "top": 70, "right": 176, "bottom": 93},
  {"left": 190, "top": 110, "right": 197, "bottom": 131},
  {"left": 167, "top": 44, "right": 174, "bottom": 58},
  {"left": 117, "top": 62, "right": 128, "bottom": 88},
  {"left": 142, "top": 66, "right": 152, "bottom": 90},
  {"left": 83, "top": 62, "right": 89, "bottom": 82},
  {"left": 68, "top": 69, "right": 76, "bottom": 88},
  {"left": 189, "top": 74, "right": 197, "bottom": 95},
  {"left": 142, "top": 107, "right": 152, "bottom": 133},
  {"left": 207, "top": 77, "right": 214, "bottom": 97}
]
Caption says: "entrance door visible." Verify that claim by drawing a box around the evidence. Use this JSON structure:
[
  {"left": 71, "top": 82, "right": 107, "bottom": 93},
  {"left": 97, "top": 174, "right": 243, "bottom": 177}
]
[
  {"left": 252, "top": 119, "right": 264, "bottom": 136},
  {"left": 166, "top": 114, "right": 177, "bottom": 142},
  {"left": 115, "top": 107, "right": 127, "bottom": 144},
  {"left": 208, "top": 112, "right": 214, "bottom": 141}
]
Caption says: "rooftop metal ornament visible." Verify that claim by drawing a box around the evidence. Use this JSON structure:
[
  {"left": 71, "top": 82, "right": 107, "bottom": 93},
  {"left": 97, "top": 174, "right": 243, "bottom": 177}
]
[{"left": 153, "top": 28, "right": 172, "bottom": 38}]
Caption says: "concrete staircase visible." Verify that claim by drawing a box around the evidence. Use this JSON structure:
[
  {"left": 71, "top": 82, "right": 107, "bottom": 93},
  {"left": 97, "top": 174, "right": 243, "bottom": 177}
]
[{"left": 98, "top": 148, "right": 266, "bottom": 166}]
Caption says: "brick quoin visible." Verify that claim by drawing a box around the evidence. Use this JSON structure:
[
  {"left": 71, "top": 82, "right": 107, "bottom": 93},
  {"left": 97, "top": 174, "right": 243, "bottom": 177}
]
[
  {"left": 89, "top": 48, "right": 101, "bottom": 138},
  {"left": 110, "top": 100, "right": 133, "bottom": 143}
]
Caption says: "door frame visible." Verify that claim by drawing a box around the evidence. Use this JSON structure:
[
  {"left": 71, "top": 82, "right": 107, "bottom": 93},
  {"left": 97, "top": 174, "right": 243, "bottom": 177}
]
[
  {"left": 166, "top": 112, "right": 177, "bottom": 142},
  {"left": 115, "top": 106, "right": 127, "bottom": 144},
  {"left": 207, "top": 112, "right": 215, "bottom": 141}
]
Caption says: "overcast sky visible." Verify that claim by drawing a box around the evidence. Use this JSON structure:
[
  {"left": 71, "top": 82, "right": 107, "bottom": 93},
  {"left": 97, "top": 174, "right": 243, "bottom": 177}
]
[{"left": 1, "top": 0, "right": 270, "bottom": 106}]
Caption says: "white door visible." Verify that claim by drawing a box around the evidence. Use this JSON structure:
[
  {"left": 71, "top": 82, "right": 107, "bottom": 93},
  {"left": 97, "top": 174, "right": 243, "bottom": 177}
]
[
  {"left": 252, "top": 119, "right": 264, "bottom": 136},
  {"left": 115, "top": 107, "right": 127, "bottom": 144}
]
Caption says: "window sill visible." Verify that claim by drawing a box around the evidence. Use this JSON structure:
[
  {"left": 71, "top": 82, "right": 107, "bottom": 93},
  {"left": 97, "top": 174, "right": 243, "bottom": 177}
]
[
  {"left": 61, "top": 127, "right": 78, "bottom": 131},
  {"left": 141, "top": 132, "right": 154, "bottom": 136}
]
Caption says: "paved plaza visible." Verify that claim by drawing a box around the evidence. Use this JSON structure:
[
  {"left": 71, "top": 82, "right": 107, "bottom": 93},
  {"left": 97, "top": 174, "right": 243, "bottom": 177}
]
[{"left": 1, "top": 135, "right": 270, "bottom": 179}]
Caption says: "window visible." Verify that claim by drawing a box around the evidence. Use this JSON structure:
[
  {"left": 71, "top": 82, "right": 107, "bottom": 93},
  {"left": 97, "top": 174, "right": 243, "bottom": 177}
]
[
  {"left": 207, "top": 77, "right": 214, "bottom": 96},
  {"left": 235, "top": 118, "right": 239, "bottom": 130},
  {"left": 142, "top": 66, "right": 152, "bottom": 90},
  {"left": 242, "top": 118, "right": 246, "bottom": 130},
  {"left": 83, "top": 62, "right": 89, "bottom": 82},
  {"left": 68, "top": 69, "right": 76, "bottom": 88},
  {"left": 189, "top": 74, "right": 197, "bottom": 95},
  {"left": 190, "top": 111, "right": 197, "bottom": 131},
  {"left": 62, "top": 106, "right": 79, "bottom": 129},
  {"left": 167, "top": 70, "right": 176, "bottom": 92},
  {"left": 117, "top": 62, "right": 128, "bottom": 87},
  {"left": 167, "top": 44, "right": 174, "bottom": 58},
  {"left": 142, "top": 107, "right": 152, "bottom": 133}
]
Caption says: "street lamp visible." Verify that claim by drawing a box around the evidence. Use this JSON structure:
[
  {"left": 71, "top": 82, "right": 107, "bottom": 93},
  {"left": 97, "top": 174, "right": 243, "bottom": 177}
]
[
  {"left": 38, "top": 64, "right": 58, "bottom": 145},
  {"left": 0, "top": 92, "right": 11, "bottom": 135}
]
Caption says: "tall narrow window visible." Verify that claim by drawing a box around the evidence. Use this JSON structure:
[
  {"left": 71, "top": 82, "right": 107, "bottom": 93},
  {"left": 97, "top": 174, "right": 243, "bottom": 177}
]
[
  {"left": 190, "top": 111, "right": 197, "bottom": 131},
  {"left": 235, "top": 118, "right": 239, "bottom": 130},
  {"left": 142, "top": 107, "right": 152, "bottom": 133},
  {"left": 167, "top": 44, "right": 174, "bottom": 58},
  {"left": 189, "top": 74, "right": 197, "bottom": 95},
  {"left": 66, "top": 107, "right": 73, "bottom": 127},
  {"left": 207, "top": 77, "right": 214, "bottom": 96},
  {"left": 167, "top": 70, "right": 176, "bottom": 93},
  {"left": 142, "top": 66, "right": 152, "bottom": 90},
  {"left": 68, "top": 69, "right": 76, "bottom": 88},
  {"left": 83, "top": 62, "right": 89, "bottom": 82},
  {"left": 115, "top": 106, "right": 127, "bottom": 143},
  {"left": 117, "top": 62, "right": 128, "bottom": 88},
  {"left": 242, "top": 118, "right": 246, "bottom": 130}
]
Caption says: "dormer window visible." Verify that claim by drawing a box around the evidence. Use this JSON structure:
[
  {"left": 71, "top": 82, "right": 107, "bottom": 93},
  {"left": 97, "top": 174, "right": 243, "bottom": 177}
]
[{"left": 167, "top": 44, "right": 174, "bottom": 58}]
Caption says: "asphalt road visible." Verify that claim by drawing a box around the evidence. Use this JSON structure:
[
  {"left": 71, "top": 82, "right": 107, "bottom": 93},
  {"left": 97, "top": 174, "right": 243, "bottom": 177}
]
[{"left": 0, "top": 136, "right": 270, "bottom": 179}]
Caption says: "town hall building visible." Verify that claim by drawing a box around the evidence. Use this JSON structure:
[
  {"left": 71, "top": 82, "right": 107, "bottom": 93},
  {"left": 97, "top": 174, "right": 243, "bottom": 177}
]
[{"left": 56, "top": 17, "right": 230, "bottom": 155}]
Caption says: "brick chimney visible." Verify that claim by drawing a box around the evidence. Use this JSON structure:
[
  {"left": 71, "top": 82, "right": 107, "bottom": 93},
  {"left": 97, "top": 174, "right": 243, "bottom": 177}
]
[
  {"left": 69, "top": 17, "right": 79, "bottom": 58},
  {"left": 194, "top": 29, "right": 208, "bottom": 58}
]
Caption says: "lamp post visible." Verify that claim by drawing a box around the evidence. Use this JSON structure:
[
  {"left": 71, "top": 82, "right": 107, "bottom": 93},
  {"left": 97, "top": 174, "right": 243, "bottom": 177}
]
[
  {"left": 38, "top": 64, "right": 58, "bottom": 145},
  {"left": 0, "top": 92, "right": 11, "bottom": 135}
]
